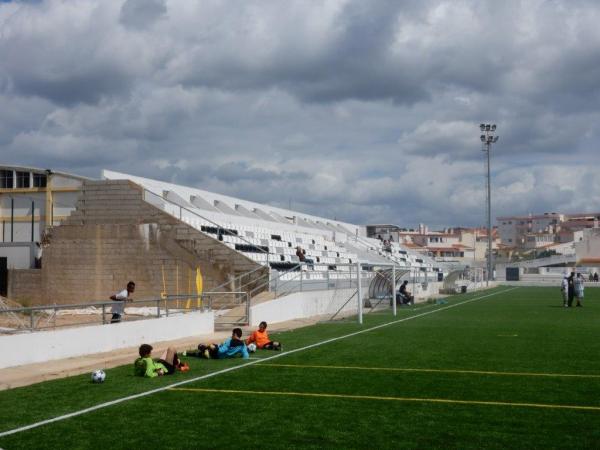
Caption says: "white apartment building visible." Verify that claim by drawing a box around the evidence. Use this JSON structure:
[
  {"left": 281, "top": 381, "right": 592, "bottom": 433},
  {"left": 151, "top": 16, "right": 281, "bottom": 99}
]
[
  {"left": 497, "top": 213, "right": 562, "bottom": 246},
  {"left": 0, "top": 165, "right": 86, "bottom": 270},
  {"left": 497, "top": 212, "right": 600, "bottom": 248}
]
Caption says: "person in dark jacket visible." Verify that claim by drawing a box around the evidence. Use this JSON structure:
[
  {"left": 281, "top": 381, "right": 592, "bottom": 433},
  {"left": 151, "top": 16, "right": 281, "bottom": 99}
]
[
  {"left": 567, "top": 272, "right": 575, "bottom": 307},
  {"left": 397, "top": 281, "right": 413, "bottom": 305}
]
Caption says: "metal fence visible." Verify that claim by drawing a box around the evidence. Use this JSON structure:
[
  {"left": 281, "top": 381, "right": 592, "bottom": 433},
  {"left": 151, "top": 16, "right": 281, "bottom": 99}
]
[
  {"left": 0, "top": 293, "right": 224, "bottom": 334},
  {"left": 0, "top": 260, "right": 428, "bottom": 333}
]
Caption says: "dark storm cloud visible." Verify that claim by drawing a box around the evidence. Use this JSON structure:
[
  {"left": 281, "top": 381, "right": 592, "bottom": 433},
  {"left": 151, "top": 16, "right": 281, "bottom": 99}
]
[
  {"left": 119, "top": 0, "right": 166, "bottom": 30},
  {"left": 283, "top": 0, "right": 430, "bottom": 104},
  {"left": 0, "top": 1, "right": 148, "bottom": 106},
  {"left": 1, "top": 0, "right": 600, "bottom": 228},
  {"left": 12, "top": 68, "right": 134, "bottom": 106},
  {"left": 173, "top": 0, "right": 432, "bottom": 105}
]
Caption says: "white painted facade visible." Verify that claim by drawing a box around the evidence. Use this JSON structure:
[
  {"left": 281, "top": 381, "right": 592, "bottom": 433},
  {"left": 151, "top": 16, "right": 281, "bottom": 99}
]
[
  {"left": 0, "top": 165, "right": 86, "bottom": 269},
  {"left": 249, "top": 288, "right": 357, "bottom": 326},
  {"left": 497, "top": 214, "right": 561, "bottom": 246},
  {"left": 0, "top": 310, "right": 214, "bottom": 369},
  {"left": 575, "top": 228, "right": 600, "bottom": 260}
]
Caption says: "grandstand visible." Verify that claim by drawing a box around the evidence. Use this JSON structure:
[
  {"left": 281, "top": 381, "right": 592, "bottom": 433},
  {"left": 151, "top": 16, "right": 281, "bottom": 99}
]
[
  {"left": 0, "top": 166, "right": 441, "bottom": 307},
  {"left": 102, "top": 170, "right": 439, "bottom": 278},
  {"left": 0, "top": 166, "right": 449, "bottom": 312}
]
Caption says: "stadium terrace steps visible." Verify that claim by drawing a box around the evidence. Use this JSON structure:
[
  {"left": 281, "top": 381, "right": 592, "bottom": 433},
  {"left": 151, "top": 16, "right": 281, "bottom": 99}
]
[
  {"left": 100, "top": 168, "right": 438, "bottom": 275},
  {"left": 21, "top": 173, "right": 441, "bottom": 307},
  {"left": 20, "top": 180, "right": 266, "bottom": 305}
]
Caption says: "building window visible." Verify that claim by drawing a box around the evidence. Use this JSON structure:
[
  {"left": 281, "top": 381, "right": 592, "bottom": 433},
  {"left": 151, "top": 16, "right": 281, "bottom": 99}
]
[
  {"left": 508, "top": 239, "right": 512, "bottom": 243},
  {"left": 0, "top": 170, "right": 13, "bottom": 188},
  {"left": 33, "top": 173, "right": 47, "bottom": 188},
  {"left": 16, "top": 171, "right": 30, "bottom": 188}
]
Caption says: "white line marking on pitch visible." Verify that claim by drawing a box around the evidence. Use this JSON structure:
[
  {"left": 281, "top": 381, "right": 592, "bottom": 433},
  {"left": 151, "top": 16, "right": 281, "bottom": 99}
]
[
  {"left": 0, "top": 287, "right": 517, "bottom": 438},
  {"left": 169, "top": 387, "right": 600, "bottom": 412},
  {"left": 257, "top": 363, "right": 600, "bottom": 379}
]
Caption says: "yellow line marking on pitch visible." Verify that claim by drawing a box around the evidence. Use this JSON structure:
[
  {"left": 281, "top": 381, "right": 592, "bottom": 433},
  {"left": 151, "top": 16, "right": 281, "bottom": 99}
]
[
  {"left": 168, "top": 387, "right": 600, "bottom": 412},
  {"left": 256, "top": 363, "right": 600, "bottom": 379}
]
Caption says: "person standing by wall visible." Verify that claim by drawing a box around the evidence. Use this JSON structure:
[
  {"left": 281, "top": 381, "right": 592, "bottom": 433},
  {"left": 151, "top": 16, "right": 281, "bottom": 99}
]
[
  {"left": 109, "top": 281, "right": 135, "bottom": 323},
  {"left": 34, "top": 242, "right": 43, "bottom": 269},
  {"left": 574, "top": 273, "right": 584, "bottom": 307},
  {"left": 561, "top": 274, "right": 569, "bottom": 308}
]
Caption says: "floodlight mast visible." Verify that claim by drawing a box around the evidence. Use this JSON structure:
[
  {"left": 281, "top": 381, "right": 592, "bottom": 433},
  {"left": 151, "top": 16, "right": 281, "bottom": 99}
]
[{"left": 479, "top": 123, "right": 499, "bottom": 286}]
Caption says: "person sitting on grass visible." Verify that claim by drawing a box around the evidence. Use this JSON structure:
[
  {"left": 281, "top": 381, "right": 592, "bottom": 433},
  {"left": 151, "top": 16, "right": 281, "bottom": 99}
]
[
  {"left": 185, "top": 328, "right": 249, "bottom": 359},
  {"left": 134, "top": 344, "right": 189, "bottom": 377},
  {"left": 247, "top": 321, "right": 282, "bottom": 351},
  {"left": 397, "top": 280, "right": 414, "bottom": 305}
]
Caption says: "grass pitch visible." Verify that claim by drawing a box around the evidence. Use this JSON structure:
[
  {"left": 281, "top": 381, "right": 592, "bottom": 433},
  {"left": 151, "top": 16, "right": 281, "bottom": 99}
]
[{"left": 1, "top": 286, "right": 600, "bottom": 449}]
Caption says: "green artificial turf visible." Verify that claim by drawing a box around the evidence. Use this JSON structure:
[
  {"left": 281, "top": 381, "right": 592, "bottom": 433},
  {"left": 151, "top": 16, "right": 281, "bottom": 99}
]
[{"left": 1, "top": 286, "right": 600, "bottom": 449}]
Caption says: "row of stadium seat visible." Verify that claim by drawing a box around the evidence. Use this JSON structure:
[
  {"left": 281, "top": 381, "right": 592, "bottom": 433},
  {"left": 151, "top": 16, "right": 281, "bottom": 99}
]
[{"left": 120, "top": 171, "right": 439, "bottom": 276}]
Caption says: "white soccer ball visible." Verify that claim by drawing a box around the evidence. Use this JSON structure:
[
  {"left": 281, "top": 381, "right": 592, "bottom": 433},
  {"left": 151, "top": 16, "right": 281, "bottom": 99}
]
[
  {"left": 91, "top": 370, "right": 106, "bottom": 383},
  {"left": 247, "top": 343, "right": 257, "bottom": 353}
]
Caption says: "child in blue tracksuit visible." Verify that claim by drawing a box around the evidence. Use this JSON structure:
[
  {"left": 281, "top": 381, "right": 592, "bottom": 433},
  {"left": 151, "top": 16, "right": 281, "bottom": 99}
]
[
  {"left": 186, "top": 328, "right": 249, "bottom": 360},
  {"left": 217, "top": 328, "right": 250, "bottom": 359}
]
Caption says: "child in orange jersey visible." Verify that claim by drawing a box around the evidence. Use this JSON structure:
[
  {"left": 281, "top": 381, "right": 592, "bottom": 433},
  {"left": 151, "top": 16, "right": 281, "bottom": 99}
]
[{"left": 246, "top": 321, "right": 281, "bottom": 351}]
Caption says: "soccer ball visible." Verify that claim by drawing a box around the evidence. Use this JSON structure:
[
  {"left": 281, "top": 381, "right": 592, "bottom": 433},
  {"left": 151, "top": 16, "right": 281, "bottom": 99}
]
[
  {"left": 247, "top": 343, "right": 257, "bottom": 353},
  {"left": 91, "top": 370, "right": 106, "bottom": 383}
]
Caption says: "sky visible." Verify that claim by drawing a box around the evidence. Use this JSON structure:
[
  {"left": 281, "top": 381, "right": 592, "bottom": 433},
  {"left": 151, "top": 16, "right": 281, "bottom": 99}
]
[{"left": 1, "top": 0, "right": 599, "bottom": 229}]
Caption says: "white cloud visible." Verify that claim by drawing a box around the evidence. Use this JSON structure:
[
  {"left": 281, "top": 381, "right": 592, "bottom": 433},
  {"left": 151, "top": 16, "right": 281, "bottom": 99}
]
[{"left": 0, "top": 0, "right": 599, "bottom": 229}]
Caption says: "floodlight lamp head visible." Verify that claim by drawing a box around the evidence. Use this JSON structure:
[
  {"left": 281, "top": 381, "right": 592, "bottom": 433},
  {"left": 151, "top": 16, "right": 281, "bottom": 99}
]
[
  {"left": 480, "top": 135, "right": 486, "bottom": 142},
  {"left": 493, "top": 136, "right": 499, "bottom": 143},
  {"left": 491, "top": 124, "right": 497, "bottom": 131},
  {"left": 485, "top": 124, "right": 491, "bottom": 131},
  {"left": 480, "top": 124, "right": 485, "bottom": 131}
]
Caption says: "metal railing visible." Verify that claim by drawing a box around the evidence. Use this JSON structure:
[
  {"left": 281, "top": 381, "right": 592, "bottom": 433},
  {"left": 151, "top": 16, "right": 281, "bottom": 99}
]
[
  {"left": 166, "top": 291, "right": 250, "bottom": 327},
  {"left": 0, "top": 259, "right": 431, "bottom": 335},
  {"left": 143, "top": 188, "right": 270, "bottom": 259},
  {"left": 211, "top": 265, "right": 267, "bottom": 292},
  {"left": 269, "top": 262, "right": 373, "bottom": 299},
  {"left": 0, "top": 293, "right": 223, "bottom": 334}
]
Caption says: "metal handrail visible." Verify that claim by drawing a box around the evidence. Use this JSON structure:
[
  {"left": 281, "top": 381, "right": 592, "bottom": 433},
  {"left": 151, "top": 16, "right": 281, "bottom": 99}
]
[
  {"left": 210, "top": 265, "right": 268, "bottom": 294},
  {"left": 249, "top": 263, "right": 302, "bottom": 297},
  {"left": 0, "top": 290, "right": 254, "bottom": 333},
  {"left": 143, "top": 188, "right": 270, "bottom": 255},
  {"left": 269, "top": 263, "right": 375, "bottom": 299},
  {"left": 0, "top": 291, "right": 250, "bottom": 317}
]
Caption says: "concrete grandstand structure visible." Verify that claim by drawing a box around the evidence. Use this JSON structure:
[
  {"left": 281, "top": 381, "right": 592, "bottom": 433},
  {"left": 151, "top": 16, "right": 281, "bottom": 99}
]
[
  {"left": 3, "top": 166, "right": 443, "bottom": 311},
  {"left": 104, "top": 170, "right": 439, "bottom": 275}
]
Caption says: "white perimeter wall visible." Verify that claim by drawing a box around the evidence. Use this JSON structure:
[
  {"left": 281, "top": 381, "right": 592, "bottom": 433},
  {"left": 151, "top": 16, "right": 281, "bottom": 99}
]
[
  {"left": 249, "top": 288, "right": 356, "bottom": 326},
  {"left": 0, "top": 311, "right": 214, "bottom": 369}
]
